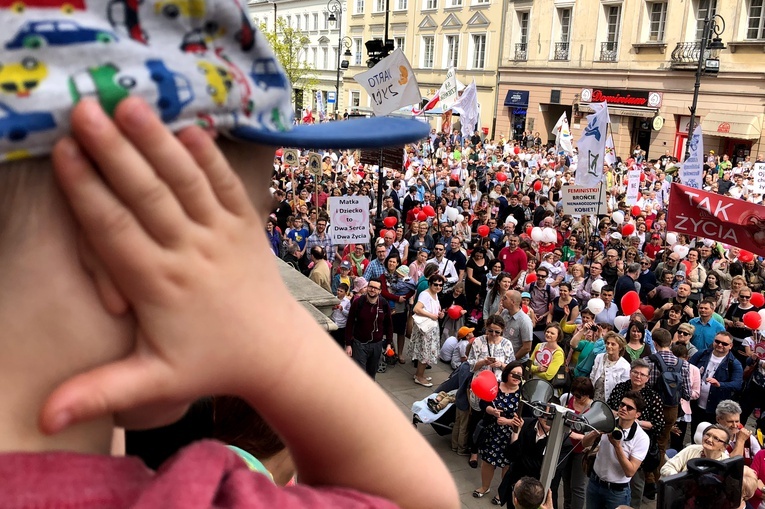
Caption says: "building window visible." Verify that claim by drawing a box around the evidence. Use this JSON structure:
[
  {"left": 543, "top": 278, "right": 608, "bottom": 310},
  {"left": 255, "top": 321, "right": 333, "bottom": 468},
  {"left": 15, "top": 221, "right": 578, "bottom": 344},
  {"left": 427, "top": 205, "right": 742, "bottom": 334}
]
[
  {"left": 322, "top": 47, "right": 329, "bottom": 68},
  {"left": 471, "top": 33, "right": 486, "bottom": 68},
  {"left": 445, "top": 35, "right": 459, "bottom": 67},
  {"left": 422, "top": 35, "right": 435, "bottom": 67},
  {"left": 312, "top": 47, "right": 318, "bottom": 67},
  {"left": 474, "top": 0, "right": 489, "bottom": 5},
  {"left": 519, "top": 11, "right": 529, "bottom": 45},
  {"left": 375, "top": 0, "right": 385, "bottom": 11},
  {"left": 648, "top": 1, "right": 667, "bottom": 41},
  {"left": 449, "top": 0, "right": 462, "bottom": 6},
  {"left": 313, "top": 13, "right": 319, "bottom": 30},
  {"left": 394, "top": 36, "right": 406, "bottom": 50},
  {"left": 323, "top": 12, "right": 330, "bottom": 29},
  {"left": 304, "top": 13, "right": 310, "bottom": 29},
  {"left": 695, "top": 0, "right": 717, "bottom": 40},
  {"left": 351, "top": 91, "right": 360, "bottom": 107},
  {"left": 286, "top": 15, "right": 291, "bottom": 27},
  {"left": 514, "top": 11, "right": 529, "bottom": 60},
  {"left": 424, "top": 0, "right": 437, "bottom": 10},
  {"left": 355, "top": 0, "right": 365, "bottom": 13},
  {"left": 354, "top": 38, "right": 363, "bottom": 65},
  {"left": 599, "top": 4, "right": 621, "bottom": 61},
  {"left": 396, "top": 0, "right": 407, "bottom": 10},
  {"left": 554, "top": 7, "right": 571, "bottom": 60},
  {"left": 747, "top": 0, "right": 765, "bottom": 39}
]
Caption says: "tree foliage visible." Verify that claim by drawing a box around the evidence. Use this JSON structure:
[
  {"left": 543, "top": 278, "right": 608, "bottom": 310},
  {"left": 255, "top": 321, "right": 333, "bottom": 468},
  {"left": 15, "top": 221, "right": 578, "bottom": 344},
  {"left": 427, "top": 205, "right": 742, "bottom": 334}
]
[{"left": 259, "top": 18, "right": 318, "bottom": 98}]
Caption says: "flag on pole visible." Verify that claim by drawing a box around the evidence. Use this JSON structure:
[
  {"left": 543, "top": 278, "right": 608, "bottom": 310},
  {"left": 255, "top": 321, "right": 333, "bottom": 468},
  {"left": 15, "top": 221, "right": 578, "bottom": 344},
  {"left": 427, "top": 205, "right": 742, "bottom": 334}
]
[
  {"left": 451, "top": 80, "right": 479, "bottom": 140},
  {"left": 575, "top": 102, "right": 610, "bottom": 187},
  {"left": 354, "top": 48, "right": 421, "bottom": 117},
  {"left": 302, "top": 108, "right": 313, "bottom": 124},
  {"left": 413, "top": 91, "right": 439, "bottom": 115},
  {"left": 439, "top": 67, "right": 458, "bottom": 109},
  {"left": 605, "top": 135, "right": 616, "bottom": 167},
  {"left": 552, "top": 112, "right": 573, "bottom": 156},
  {"left": 680, "top": 125, "right": 704, "bottom": 189},
  {"left": 315, "top": 90, "right": 325, "bottom": 121}
]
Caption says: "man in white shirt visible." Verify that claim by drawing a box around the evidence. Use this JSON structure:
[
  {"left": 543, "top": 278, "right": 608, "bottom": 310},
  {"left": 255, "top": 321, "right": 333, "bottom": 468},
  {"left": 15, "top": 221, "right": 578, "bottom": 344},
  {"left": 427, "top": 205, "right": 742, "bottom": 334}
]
[
  {"left": 427, "top": 242, "right": 459, "bottom": 290},
  {"left": 583, "top": 390, "right": 650, "bottom": 509}
]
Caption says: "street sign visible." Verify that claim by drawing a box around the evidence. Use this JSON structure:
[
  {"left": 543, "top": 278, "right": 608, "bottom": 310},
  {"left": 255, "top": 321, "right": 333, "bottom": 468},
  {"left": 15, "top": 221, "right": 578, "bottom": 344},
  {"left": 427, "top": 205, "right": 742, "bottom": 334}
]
[
  {"left": 307, "top": 152, "right": 322, "bottom": 176},
  {"left": 327, "top": 91, "right": 336, "bottom": 104}
]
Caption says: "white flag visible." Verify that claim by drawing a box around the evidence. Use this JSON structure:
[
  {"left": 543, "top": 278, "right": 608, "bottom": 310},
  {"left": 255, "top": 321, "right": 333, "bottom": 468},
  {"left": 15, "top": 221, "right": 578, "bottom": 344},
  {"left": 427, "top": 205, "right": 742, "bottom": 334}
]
[
  {"left": 605, "top": 135, "right": 616, "bottom": 166},
  {"left": 439, "top": 67, "right": 458, "bottom": 109},
  {"left": 575, "top": 102, "right": 610, "bottom": 187},
  {"left": 552, "top": 112, "right": 573, "bottom": 156},
  {"left": 354, "top": 48, "right": 421, "bottom": 117},
  {"left": 680, "top": 125, "right": 704, "bottom": 189},
  {"left": 451, "top": 80, "right": 479, "bottom": 140},
  {"left": 315, "top": 90, "right": 325, "bottom": 120}
]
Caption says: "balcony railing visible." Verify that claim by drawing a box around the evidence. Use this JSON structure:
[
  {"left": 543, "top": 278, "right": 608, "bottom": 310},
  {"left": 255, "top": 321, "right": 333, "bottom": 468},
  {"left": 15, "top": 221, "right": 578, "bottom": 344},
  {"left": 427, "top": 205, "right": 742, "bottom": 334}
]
[
  {"left": 514, "top": 42, "right": 527, "bottom": 61},
  {"left": 599, "top": 41, "right": 618, "bottom": 61},
  {"left": 670, "top": 41, "right": 710, "bottom": 69},
  {"left": 554, "top": 41, "right": 569, "bottom": 60}
]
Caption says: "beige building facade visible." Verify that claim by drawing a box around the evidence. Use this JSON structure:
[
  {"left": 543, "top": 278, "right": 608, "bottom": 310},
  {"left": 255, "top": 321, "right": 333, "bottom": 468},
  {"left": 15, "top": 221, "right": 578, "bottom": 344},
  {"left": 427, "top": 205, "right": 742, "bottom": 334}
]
[
  {"left": 343, "top": 0, "right": 505, "bottom": 134},
  {"left": 496, "top": 0, "right": 765, "bottom": 162}
]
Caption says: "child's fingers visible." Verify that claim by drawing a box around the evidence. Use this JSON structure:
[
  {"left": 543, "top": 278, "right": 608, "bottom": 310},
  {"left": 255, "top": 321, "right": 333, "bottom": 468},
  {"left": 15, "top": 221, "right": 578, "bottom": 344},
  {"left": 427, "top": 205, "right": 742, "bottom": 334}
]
[
  {"left": 69, "top": 100, "right": 188, "bottom": 246},
  {"left": 52, "top": 136, "right": 162, "bottom": 284},
  {"left": 113, "top": 99, "right": 222, "bottom": 225},
  {"left": 176, "top": 127, "right": 253, "bottom": 217},
  {"left": 39, "top": 354, "right": 173, "bottom": 435}
]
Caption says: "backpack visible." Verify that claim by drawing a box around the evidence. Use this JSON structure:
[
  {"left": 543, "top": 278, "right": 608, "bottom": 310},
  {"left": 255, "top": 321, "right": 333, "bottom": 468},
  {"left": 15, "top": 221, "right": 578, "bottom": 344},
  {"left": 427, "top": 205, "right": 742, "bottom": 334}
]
[{"left": 650, "top": 353, "right": 684, "bottom": 406}]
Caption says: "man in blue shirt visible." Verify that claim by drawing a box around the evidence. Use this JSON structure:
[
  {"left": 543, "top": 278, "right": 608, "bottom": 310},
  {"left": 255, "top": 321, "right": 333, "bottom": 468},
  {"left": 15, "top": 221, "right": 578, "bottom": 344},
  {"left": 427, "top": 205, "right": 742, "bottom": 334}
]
[{"left": 689, "top": 299, "right": 725, "bottom": 351}]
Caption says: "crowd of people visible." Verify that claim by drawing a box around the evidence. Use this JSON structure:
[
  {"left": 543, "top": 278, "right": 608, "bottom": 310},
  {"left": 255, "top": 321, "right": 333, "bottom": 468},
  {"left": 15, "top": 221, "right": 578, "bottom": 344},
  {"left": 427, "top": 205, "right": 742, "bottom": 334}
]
[{"left": 268, "top": 128, "right": 765, "bottom": 509}]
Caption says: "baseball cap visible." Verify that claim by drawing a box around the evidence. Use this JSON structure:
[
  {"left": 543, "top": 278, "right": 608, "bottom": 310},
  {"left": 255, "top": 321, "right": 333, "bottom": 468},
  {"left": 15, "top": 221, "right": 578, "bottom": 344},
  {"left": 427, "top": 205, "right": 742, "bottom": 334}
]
[
  {"left": 0, "top": 0, "right": 429, "bottom": 162},
  {"left": 457, "top": 326, "right": 474, "bottom": 339},
  {"left": 396, "top": 265, "right": 409, "bottom": 278},
  {"left": 339, "top": 260, "right": 351, "bottom": 270},
  {"left": 521, "top": 292, "right": 531, "bottom": 299}
]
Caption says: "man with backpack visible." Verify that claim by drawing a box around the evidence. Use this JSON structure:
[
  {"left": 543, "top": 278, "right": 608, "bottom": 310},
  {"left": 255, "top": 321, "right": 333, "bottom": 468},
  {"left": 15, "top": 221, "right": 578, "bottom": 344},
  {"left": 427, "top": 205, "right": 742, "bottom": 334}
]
[
  {"left": 525, "top": 266, "right": 558, "bottom": 332},
  {"left": 647, "top": 328, "right": 691, "bottom": 499}
]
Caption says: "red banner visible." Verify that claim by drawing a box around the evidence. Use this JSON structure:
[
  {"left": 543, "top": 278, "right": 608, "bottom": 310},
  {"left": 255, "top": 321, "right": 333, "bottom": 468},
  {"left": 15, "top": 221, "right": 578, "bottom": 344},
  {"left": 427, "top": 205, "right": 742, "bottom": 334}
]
[{"left": 668, "top": 183, "right": 765, "bottom": 257}]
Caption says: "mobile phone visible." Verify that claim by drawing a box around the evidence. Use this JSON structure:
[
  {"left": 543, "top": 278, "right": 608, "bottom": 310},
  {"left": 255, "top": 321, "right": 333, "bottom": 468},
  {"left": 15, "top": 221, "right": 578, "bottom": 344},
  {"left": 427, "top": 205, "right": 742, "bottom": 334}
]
[{"left": 487, "top": 356, "right": 496, "bottom": 363}]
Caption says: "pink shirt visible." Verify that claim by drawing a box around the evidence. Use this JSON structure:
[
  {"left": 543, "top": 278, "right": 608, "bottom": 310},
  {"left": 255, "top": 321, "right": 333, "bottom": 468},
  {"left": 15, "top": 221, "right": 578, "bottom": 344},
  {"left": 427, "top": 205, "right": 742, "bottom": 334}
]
[{"left": 0, "top": 440, "right": 398, "bottom": 509}]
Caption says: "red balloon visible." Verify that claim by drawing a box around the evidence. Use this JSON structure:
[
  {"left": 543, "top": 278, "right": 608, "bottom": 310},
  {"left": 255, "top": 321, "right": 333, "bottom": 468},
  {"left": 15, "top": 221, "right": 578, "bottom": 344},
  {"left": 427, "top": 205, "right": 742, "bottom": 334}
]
[
  {"left": 379, "top": 229, "right": 388, "bottom": 238},
  {"left": 412, "top": 206, "right": 421, "bottom": 215},
  {"left": 620, "top": 291, "right": 641, "bottom": 315},
  {"left": 416, "top": 211, "right": 428, "bottom": 221},
  {"left": 639, "top": 172, "right": 646, "bottom": 182},
  {"left": 514, "top": 146, "right": 520, "bottom": 155},
  {"left": 639, "top": 304, "right": 655, "bottom": 321},
  {"left": 477, "top": 225, "right": 490, "bottom": 238},
  {"left": 497, "top": 172, "right": 508, "bottom": 182},
  {"left": 526, "top": 226, "right": 533, "bottom": 237},
  {"left": 383, "top": 216, "right": 398, "bottom": 228},
  {"left": 533, "top": 180, "right": 543, "bottom": 192},
  {"left": 447, "top": 305, "right": 463, "bottom": 320},
  {"left": 743, "top": 310, "right": 762, "bottom": 330},
  {"left": 525, "top": 273, "right": 537, "bottom": 285},
  {"left": 385, "top": 346, "right": 396, "bottom": 357},
  {"left": 751, "top": 293, "right": 765, "bottom": 307},
  {"left": 631, "top": 205, "right": 641, "bottom": 217},
  {"left": 522, "top": 304, "right": 529, "bottom": 314},
  {"left": 645, "top": 219, "right": 654, "bottom": 230},
  {"left": 740, "top": 250, "right": 755, "bottom": 263},
  {"left": 275, "top": 148, "right": 283, "bottom": 157},
  {"left": 622, "top": 223, "right": 635, "bottom": 236},
  {"left": 423, "top": 205, "right": 436, "bottom": 217},
  {"left": 471, "top": 370, "right": 499, "bottom": 402}
]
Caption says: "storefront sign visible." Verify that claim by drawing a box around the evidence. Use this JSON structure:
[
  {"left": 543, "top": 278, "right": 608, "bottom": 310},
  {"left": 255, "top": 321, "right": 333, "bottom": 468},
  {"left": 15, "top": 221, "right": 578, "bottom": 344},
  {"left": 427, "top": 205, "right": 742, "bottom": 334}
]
[
  {"left": 504, "top": 90, "right": 529, "bottom": 107},
  {"left": 667, "top": 183, "right": 765, "bottom": 257},
  {"left": 677, "top": 116, "right": 701, "bottom": 134},
  {"left": 329, "top": 196, "right": 370, "bottom": 244},
  {"left": 753, "top": 163, "right": 765, "bottom": 196},
  {"left": 580, "top": 88, "right": 663, "bottom": 108},
  {"left": 561, "top": 185, "right": 607, "bottom": 216}
]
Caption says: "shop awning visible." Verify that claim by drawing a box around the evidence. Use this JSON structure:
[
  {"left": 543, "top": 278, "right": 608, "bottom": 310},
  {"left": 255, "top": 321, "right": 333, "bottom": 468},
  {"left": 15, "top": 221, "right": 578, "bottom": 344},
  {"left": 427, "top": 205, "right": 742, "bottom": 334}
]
[
  {"left": 701, "top": 111, "right": 763, "bottom": 139},
  {"left": 504, "top": 90, "right": 529, "bottom": 107},
  {"left": 578, "top": 104, "right": 656, "bottom": 118}
]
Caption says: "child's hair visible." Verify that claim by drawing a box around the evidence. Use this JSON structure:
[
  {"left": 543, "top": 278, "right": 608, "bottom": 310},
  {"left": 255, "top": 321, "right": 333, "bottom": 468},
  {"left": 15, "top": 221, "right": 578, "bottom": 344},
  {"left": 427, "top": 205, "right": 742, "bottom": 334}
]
[{"left": 337, "top": 282, "right": 349, "bottom": 293}]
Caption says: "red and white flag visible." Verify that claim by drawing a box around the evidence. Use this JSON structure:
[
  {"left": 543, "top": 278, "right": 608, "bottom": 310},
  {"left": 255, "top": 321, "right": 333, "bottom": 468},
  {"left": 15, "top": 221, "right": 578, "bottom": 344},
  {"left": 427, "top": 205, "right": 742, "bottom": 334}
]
[{"left": 413, "top": 91, "right": 439, "bottom": 115}]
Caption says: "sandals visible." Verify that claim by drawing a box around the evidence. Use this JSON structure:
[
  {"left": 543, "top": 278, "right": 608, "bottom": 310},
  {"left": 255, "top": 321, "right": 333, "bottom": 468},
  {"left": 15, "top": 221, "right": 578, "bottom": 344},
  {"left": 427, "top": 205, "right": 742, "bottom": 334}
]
[{"left": 472, "top": 488, "right": 490, "bottom": 498}]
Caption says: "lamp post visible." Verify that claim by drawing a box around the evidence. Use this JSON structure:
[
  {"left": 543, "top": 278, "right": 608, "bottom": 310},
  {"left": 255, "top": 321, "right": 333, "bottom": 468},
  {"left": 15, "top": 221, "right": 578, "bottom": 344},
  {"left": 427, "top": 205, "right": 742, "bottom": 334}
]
[
  {"left": 685, "top": 14, "right": 726, "bottom": 160},
  {"left": 327, "top": 0, "right": 349, "bottom": 117}
]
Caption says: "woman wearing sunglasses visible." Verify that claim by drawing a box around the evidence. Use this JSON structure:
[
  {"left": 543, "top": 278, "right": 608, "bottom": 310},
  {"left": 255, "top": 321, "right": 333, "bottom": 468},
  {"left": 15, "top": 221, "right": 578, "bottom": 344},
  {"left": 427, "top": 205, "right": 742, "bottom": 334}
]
[
  {"left": 660, "top": 424, "right": 730, "bottom": 476},
  {"left": 410, "top": 274, "right": 446, "bottom": 388}
]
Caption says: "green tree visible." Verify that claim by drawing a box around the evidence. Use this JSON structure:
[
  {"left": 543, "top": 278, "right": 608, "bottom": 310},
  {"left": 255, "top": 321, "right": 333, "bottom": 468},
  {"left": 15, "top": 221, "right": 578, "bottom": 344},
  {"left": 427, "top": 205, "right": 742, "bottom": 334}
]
[{"left": 259, "top": 18, "right": 318, "bottom": 104}]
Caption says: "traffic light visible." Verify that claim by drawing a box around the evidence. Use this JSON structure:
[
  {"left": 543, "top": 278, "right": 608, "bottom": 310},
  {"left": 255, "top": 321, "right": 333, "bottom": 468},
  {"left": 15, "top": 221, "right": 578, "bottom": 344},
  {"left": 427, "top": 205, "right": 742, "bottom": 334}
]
[{"left": 365, "top": 39, "right": 395, "bottom": 67}]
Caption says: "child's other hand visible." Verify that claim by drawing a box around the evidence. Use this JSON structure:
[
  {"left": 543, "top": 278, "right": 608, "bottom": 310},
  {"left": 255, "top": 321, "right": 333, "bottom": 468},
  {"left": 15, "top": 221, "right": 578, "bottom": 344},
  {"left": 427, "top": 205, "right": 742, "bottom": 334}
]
[{"left": 40, "top": 98, "right": 289, "bottom": 434}]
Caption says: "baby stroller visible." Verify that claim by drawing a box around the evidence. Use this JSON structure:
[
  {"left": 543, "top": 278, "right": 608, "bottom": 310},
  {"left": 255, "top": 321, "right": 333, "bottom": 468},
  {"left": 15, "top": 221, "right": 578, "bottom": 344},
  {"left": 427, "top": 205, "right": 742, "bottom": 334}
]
[{"left": 411, "top": 363, "right": 471, "bottom": 436}]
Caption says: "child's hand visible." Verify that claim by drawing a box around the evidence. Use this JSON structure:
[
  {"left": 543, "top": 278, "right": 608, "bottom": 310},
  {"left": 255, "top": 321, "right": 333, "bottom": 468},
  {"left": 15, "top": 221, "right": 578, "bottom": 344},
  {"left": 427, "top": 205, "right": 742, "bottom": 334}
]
[{"left": 40, "top": 98, "right": 290, "bottom": 433}]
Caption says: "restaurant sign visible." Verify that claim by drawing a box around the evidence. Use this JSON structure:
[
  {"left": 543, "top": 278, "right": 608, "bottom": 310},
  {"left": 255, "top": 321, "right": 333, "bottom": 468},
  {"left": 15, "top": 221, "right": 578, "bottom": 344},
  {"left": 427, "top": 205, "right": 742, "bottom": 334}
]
[{"left": 580, "top": 88, "right": 663, "bottom": 108}]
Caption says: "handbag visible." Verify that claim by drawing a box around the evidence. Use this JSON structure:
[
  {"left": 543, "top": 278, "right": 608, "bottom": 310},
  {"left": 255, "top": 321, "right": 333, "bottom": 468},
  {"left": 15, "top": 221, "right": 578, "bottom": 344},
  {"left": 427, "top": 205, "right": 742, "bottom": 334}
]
[
  {"left": 413, "top": 314, "right": 438, "bottom": 334},
  {"left": 551, "top": 364, "right": 570, "bottom": 389}
]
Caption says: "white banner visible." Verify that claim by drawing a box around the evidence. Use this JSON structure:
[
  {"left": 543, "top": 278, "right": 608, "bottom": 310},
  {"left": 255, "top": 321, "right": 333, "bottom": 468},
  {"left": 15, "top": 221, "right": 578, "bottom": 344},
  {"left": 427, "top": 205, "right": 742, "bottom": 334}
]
[
  {"left": 451, "top": 80, "right": 479, "bottom": 140},
  {"left": 315, "top": 90, "right": 325, "bottom": 120},
  {"left": 354, "top": 48, "right": 421, "bottom": 117},
  {"left": 575, "top": 101, "right": 610, "bottom": 187},
  {"left": 439, "top": 67, "right": 458, "bottom": 109},
  {"left": 561, "top": 185, "right": 607, "bottom": 216},
  {"left": 552, "top": 112, "right": 573, "bottom": 156},
  {"left": 605, "top": 135, "right": 616, "bottom": 167},
  {"left": 753, "top": 162, "right": 765, "bottom": 196},
  {"left": 329, "top": 196, "right": 370, "bottom": 244},
  {"left": 626, "top": 169, "right": 641, "bottom": 205},
  {"left": 680, "top": 124, "right": 704, "bottom": 189}
]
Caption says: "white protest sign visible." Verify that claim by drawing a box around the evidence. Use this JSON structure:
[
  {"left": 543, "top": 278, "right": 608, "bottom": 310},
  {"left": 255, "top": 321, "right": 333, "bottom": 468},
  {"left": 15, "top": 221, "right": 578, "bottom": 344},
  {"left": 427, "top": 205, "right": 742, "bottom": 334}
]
[
  {"left": 625, "top": 169, "right": 641, "bottom": 205},
  {"left": 329, "top": 196, "right": 370, "bottom": 244},
  {"left": 680, "top": 125, "right": 704, "bottom": 189},
  {"left": 752, "top": 163, "right": 765, "bottom": 196},
  {"left": 353, "top": 48, "right": 421, "bottom": 117},
  {"left": 439, "top": 67, "right": 458, "bottom": 109},
  {"left": 561, "top": 186, "right": 607, "bottom": 216}
]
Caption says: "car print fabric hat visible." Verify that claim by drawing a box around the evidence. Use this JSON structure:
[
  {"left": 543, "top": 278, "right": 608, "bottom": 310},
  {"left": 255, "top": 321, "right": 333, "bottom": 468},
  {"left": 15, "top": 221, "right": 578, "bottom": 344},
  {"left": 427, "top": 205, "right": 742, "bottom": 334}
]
[{"left": 0, "top": 0, "right": 428, "bottom": 162}]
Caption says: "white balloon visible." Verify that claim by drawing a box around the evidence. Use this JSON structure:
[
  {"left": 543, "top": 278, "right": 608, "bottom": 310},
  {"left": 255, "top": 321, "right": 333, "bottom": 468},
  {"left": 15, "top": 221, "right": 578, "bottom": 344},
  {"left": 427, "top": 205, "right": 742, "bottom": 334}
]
[
  {"left": 673, "top": 245, "right": 689, "bottom": 259},
  {"left": 543, "top": 228, "right": 558, "bottom": 243},
  {"left": 666, "top": 232, "right": 677, "bottom": 246},
  {"left": 446, "top": 206, "right": 459, "bottom": 222},
  {"left": 505, "top": 215, "right": 518, "bottom": 225},
  {"left": 703, "top": 238, "right": 715, "bottom": 248},
  {"left": 591, "top": 280, "right": 606, "bottom": 294},
  {"left": 614, "top": 315, "right": 631, "bottom": 331},
  {"left": 758, "top": 309, "right": 765, "bottom": 331},
  {"left": 456, "top": 214, "right": 465, "bottom": 223},
  {"left": 531, "top": 227, "right": 544, "bottom": 242},
  {"left": 587, "top": 298, "right": 605, "bottom": 315},
  {"left": 612, "top": 211, "right": 625, "bottom": 225}
]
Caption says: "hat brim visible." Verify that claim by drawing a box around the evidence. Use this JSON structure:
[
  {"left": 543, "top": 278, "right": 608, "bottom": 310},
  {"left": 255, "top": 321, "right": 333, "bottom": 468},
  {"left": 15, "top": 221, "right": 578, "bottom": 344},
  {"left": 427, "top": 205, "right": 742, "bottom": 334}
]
[{"left": 231, "top": 117, "right": 430, "bottom": 149}]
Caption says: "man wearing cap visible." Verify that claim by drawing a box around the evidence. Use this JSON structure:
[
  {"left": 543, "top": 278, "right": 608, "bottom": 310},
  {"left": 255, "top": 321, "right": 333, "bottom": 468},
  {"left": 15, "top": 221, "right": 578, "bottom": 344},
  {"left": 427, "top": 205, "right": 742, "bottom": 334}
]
[
  {"left": 500, "top": 290, "right": 532, "bottom": 362},
  {"left": 306, "top": 218, "right": 336, "bottom": 264},
  {"left": 440, "top": 326, "right": 474, "bottom": 369}
]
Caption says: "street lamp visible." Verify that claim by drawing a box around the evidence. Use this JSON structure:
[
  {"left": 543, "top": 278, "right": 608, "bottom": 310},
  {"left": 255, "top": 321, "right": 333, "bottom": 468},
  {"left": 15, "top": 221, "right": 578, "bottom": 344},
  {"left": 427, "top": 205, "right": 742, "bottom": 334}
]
[
  {"left": 327, "top": 0, "right": 346, "bottom": 116},
  {"left": 685, "top": 14, "right": 726, "bottom": 159}
]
